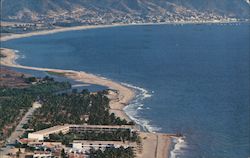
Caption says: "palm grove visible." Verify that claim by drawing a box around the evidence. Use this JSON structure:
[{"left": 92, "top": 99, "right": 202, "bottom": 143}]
[{"left": 0, "top": 74, "right": 136, "bottom": 157}]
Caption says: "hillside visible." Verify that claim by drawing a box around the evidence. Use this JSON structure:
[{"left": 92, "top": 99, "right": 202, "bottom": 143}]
[{"left": 1, "top": 0, "right": 249, "bottom": 23}]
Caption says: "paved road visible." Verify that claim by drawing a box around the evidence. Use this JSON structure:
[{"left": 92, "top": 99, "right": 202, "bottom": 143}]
[{"left": 0, "top": 102, "right": 41, "bottom": 156}]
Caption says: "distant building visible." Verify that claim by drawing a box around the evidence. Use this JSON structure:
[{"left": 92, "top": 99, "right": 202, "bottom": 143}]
[
  {"left": 28, "top": 124, "right": 135, "bottom": 141},
  {"left": 72, "top": 140, "right": 133, "bottom": 153},
  {"left": 28, "top": 125, "right": 70, "bottom": 141},
  {"left": 33, "top": 151, "right": 53, "bottom": 158},
  {"left": 32, "top": 102, "right": 42, "bottom": 108}
]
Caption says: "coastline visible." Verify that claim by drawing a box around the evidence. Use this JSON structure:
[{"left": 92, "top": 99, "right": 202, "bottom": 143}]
[
  {"left": 0, "top": 20, "right": 245, "bottom": 42},
  {"left": 0, "top": 23, "right": 183, "bottom": 157},
  {"left": 1, "top": 48, "right": 173, "bottom": 158},
  {"left": 0, "top": 19, "right": 249, "bottom": 158},
  {"left": 0, "top": 48, "right": 134, "bottom": 122}
]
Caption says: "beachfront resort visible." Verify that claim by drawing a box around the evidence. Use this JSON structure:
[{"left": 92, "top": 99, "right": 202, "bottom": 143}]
[
  {"left": 1, "top": 1, "right": 249, "bottom": 157},
  {"left": 14, "top": 124, "right": 138, "bottom": 157},
  {"left": 0, "top": 60, "right": 175, "bottom": 158}
]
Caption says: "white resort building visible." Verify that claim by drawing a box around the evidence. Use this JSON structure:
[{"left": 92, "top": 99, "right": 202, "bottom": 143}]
[
  {"left": 71, "top": 140, "right": 135, "bottom": 153},
  {"left": 28, "top": 124, "right": 136, "bottom": 141}
]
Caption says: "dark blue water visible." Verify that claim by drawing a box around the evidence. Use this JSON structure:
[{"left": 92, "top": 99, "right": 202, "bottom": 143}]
[{"left": 3, "top": 23, "right": 250, "bottom": 158}]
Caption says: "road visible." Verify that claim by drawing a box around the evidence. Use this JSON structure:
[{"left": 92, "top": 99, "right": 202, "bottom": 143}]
[{"left": 0, "top": 102, "right": 41, "bottom": 156}]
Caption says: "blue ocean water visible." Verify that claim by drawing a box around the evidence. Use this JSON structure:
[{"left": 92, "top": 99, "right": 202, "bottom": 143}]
[{"left": 2, "top": 23, "right": 250, "bottom": 158}]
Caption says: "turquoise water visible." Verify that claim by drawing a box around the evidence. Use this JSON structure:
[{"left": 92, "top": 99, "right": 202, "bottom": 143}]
[{"left": 3, "top": 23, "right": 250, "bottom": 158}]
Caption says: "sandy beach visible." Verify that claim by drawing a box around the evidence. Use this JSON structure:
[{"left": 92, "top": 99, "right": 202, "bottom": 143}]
[
  {"left": 1, "top": 47, "right": 174, "bottom": 158},
  {"left": 0, "top": 48, "right": 134, "bottom": 122},
  {"left": 138, "top": 132, "right": 172, "bottom": 158},
  {"left": 1, "top": 24, "right": 122, "bottom": 42},
  {"left": 0, "top": 20, "right": 236, "bottom": 42},
  {"left": 0, "top": 24, "right": 174, "bottom": 157},
  {"left": 1, "top": 23, "right": 167, "bottom": 42}
]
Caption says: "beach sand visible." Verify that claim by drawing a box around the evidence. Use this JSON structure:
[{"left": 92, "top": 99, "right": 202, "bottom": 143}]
[
  {"left": 0, "top": 24, "right": 116, "bottom": 42},
  {"left": 0, "top": 23, "right": 154, "bottom": 42},
  {"left": 138, "top": 132, "right": 172, "bottom": 158},
  {"left": 0, "top": 20, "right": 237, "bottom": 42},
  {"left": 0, "top": 24, "right": 174, "bottom": 157},
  {"left": 0, "top": 48, "right": 134, "bottom": 122}
]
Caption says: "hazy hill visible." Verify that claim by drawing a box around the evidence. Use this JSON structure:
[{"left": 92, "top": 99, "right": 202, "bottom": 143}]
[{"left": 1, "top": 0, "right": 249, "bottom": 22}]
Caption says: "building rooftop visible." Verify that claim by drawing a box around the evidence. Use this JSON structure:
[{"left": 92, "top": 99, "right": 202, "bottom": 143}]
[
  {"left": 31, "top": 125, "right": 70, "bottom": 135},
  {"left": 69, "top": 124, "right": 134, "bottom": 129},
  {"left": 73, "top": 140, "right": 135, "bottom": 146},
  {"left": 29, "top": 124, "right": 136, "bottom": 137}
]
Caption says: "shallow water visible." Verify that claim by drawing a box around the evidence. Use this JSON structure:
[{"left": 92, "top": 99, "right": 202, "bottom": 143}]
[{"left": 3, "top": 23, "right": 250, "bottom": 158}]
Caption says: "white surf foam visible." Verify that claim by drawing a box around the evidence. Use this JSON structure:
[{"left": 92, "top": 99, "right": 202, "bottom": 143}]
[
  {"left": 245, "top": 0, "right": 250, "bottom": 5},
  {"left": 137, "top": 107, "right": 143, "bottom": 110},
  {"left": 19, "top": 54, "right": 26, "bottom": 59},
  {"left": 121, "top": 82, "right": 152, "bottom": 99},
  {"left": 121, "top": 82, "right": 161, "bottom": 132},
  {"left": 170, "top": 137, "right": 187, "bottom": 158},
  {"left": 14, "top": 50, "right": 26, "bottom": 60}
]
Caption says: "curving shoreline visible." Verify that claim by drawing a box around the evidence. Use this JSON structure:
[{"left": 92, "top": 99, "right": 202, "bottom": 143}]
[
  {"left": 1, "top": 21, "right": 249, "bottom": 158},
  {"left": 0, "top": 48, "right": 134, "bottom": 122},
  {"left": 1, "top": 48, "right": 173, "bottom": 158},
  {"left": 0, "top": 20, "right": 241, "bottom": 42},
  {"left": 1, "top": 24, "right": 125, "bottom": 42},
  {"left": 0, "top": 23, "right": 156, "bottom": 128},
  {"left": 0, "top": 24, "right": 175, "bottom": 157}
]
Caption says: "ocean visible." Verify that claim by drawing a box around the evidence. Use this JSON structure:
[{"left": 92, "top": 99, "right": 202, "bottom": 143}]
[{"left": 2, "top": 23, "right": 250, "bottom": 158}]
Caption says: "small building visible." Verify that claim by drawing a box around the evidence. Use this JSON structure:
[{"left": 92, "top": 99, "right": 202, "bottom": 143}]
[
  {"left": 32, "top": 102, "right": 42, "bottom": 108},
  {"left": 17, "top": 138, "right": 36, "bottom": 145},
  {"left": 28, "top": 141, "right": 63, "bottom": 148},
  {"left": 28, "top": 125, "right": 70, "bottom": 141},
  {"left": 28, "top": 133, "right": 46, "bottom": 141},
  {"left": 33, "top": 151, "right": 53, "bottom": 158},
  {"left": 72, "top": 140, "right": 133, "bottom": 153}
]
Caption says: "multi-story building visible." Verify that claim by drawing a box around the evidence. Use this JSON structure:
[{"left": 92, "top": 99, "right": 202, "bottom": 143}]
[{"left": 28, "top": 124, "right": 136, "bottom": 141}]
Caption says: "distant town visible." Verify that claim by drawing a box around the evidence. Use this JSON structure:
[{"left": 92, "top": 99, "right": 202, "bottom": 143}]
[
  {"left": 1, "top": 7, "right": 247, "bottom": 36},
  {"left": 0, "top": 1, "right": 249, "bottom": 157}
]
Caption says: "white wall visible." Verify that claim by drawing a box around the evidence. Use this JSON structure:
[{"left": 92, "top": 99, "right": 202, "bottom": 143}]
[{"left": 28, "top": 133, "right": 44, "bottom": 141}]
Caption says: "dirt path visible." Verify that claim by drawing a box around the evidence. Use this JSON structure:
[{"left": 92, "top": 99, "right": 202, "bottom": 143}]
[{"left": 1, "top": 102, "right": 41, "bottom": 156}]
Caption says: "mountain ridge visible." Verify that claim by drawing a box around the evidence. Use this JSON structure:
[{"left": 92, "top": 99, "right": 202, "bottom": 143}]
[{"left": 1, "top": 0, "right": 249, "bottom": 23}]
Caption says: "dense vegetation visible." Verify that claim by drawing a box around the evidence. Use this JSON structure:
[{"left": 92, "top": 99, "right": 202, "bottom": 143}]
[
  {"left": 0, "top": 94, "right": 33, "bottom": 140},
  {"left": 88, "top": 147, "right": 135, "bottom": 158},
  {"left": 0, "top": 76, "right": 71, "bottom": 141},
  {"left": 28, "top": 90, "right": 133, "bottom": 131},
  {"left": 1, "top": 76, "right": 71, "bottom": 96},
  {"left": 1, "top": 73, "right": 136, "bottom": 153},
  {"left": 48, "top": 129, "right": 139, "bottom": 145}
]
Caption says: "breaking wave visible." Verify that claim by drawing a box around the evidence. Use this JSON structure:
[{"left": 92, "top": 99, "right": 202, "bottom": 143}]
[
  {"left": 170, "top": 137, "right": 187, "bottom": 158},
  {"left": 122, "top": 81, "right": 186, "bottom": 157},
  {"left": 14, "top": 49, "right": 26, "bottom": 60},
  {"left": 121, "top": 82, "right": 161, "bottom": 132}
]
